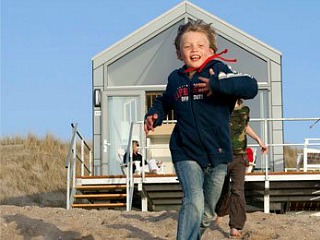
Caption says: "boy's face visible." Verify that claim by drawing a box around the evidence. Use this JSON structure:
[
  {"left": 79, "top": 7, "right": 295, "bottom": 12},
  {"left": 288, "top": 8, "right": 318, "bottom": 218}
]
[{"left": 178, "top": 31, "right": 214, "bottom": 69}]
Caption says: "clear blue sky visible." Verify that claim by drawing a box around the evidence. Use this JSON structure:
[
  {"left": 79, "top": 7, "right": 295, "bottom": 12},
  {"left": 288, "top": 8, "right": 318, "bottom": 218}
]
[{"left": 1, "top": 0, "right": 319, "bottom": 143}]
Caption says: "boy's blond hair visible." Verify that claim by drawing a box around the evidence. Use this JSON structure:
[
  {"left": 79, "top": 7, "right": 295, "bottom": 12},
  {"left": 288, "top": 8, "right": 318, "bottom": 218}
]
[{"left": 174, "top": 19, "right": 218, "bottom": 55}]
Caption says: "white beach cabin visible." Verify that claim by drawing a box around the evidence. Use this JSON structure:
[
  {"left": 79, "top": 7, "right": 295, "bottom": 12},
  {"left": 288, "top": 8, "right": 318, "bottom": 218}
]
[{"left": 91, "top": 1, "right": 283, "bottom": 176}]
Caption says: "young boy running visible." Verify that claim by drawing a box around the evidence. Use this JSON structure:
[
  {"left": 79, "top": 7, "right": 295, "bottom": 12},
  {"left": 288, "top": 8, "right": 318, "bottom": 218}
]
[{"left": 144, "top": 20, "right": 258, "bottom": 240}]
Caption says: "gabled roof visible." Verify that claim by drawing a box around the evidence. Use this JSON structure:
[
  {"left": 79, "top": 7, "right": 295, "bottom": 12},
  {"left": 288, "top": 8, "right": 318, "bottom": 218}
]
[{"left": 92, "top": 1, "right": 281, "bottom": 69}]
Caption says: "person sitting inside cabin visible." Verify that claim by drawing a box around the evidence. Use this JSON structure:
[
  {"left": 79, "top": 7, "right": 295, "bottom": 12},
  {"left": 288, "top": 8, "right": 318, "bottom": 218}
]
[{"left": 123, "top": 140, "right": 162, "bottom": 174}]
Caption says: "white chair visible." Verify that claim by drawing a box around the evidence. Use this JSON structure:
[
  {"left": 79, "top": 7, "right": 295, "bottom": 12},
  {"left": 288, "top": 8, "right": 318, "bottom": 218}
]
[
  {"left": 118, "top": 149, "right": 153, "bottom": 175},
  {"left": 118, "top": 148, "right": 165, "bottom": 175},
  {"left": 118, "top": 149, "right": 128, "bottom": 175},
  {"left": 296, "top": 152, "right": 304, "bottom": 171},
  {"left": 246, "top": 147, "right": 257, "bottom": 173}
]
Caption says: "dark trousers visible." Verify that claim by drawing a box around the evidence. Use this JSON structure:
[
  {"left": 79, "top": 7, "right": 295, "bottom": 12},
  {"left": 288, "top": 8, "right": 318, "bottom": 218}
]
[{"left": 215, "top": 155, "right": 248, "bottom": 230}]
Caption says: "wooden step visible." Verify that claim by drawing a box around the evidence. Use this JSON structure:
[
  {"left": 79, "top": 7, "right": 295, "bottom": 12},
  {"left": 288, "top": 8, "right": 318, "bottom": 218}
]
[
  {"left": 143, "top": 184, "right": 181, "bottom": 191},
  {"left": 147, "top": 192, "right": 183, "bottom": 199},
  {"left": 76, "top": 184, "right": 126, "bottom": 190},
  {"left": 77, "top": 175, "right": 126, "bottom": 179},
  {"left": 76, "top": 173, "right": 178, "bottom": 179},
  {"left": 71, "top": 202, "right": 126, "bottom": 208},
  {"left": 74, "top": 193, "right": 126, "bottom": 199}
]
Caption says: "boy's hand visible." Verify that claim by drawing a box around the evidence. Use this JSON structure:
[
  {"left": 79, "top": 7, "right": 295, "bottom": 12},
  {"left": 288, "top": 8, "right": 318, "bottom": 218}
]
[
  {"left": 144, "top": 113, "right": 158, "bottom": 135},
  {"left": 197, "top": 68, "right": 215, "bottom": 96}
]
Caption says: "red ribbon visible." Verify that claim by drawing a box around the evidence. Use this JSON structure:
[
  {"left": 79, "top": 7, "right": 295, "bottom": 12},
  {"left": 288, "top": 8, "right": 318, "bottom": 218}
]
[{"left": 184, "top": 49, "right": 237, "bottom": 73}]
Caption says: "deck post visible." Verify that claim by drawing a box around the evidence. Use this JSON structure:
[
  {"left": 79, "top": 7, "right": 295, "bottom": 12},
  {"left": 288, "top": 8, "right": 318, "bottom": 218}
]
[
  {"left": 264, "top": 179, "right": 270, "bottom": 213},
  {"left": 138, "top": 183, "right": 148, "bottom": 211},
  {"left": 303, "top": 139, "right": 308, "bottom": 172}
]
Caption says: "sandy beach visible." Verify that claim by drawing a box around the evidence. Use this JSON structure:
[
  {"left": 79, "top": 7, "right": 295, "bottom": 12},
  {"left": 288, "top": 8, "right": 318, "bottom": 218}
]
[{"left": 1, "top": 205, "right": 319, "bottom": 240}]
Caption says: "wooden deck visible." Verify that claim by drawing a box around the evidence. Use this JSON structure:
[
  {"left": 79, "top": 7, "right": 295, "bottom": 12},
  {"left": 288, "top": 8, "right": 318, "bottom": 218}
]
[
  {"left": 76, "top": 171, "right": 320, "bottom": 186},
  {"left": 73, "top": 172, "right": 320, "bottom": 212}
]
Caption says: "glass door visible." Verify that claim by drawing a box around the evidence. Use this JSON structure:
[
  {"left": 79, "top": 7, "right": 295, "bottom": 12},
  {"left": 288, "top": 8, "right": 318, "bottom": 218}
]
[{"left": 101, "top": 91, "right": 144, "bottom": 175}]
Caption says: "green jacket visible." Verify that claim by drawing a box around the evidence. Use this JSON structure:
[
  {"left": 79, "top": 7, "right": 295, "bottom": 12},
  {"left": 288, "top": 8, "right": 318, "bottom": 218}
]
[{"left": 230, "top": 104, "right": 250, "bottom": 155}]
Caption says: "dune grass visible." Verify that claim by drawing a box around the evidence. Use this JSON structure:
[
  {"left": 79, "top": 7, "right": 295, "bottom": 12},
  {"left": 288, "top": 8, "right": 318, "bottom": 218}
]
[
  {"left": 284, "top": 145, "right": 301, "bottom": 168},
  {"left": 1, "top": 133, "right": 299, "bottom": 208},
  {"left": 0, "top": 133, "right": 70, "bottom": 207}
]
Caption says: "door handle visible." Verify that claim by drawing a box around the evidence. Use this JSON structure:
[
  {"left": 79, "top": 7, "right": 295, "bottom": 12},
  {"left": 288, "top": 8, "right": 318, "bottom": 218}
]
[{"left": 103, "top": 140, "right": 111, "bottom": 153}]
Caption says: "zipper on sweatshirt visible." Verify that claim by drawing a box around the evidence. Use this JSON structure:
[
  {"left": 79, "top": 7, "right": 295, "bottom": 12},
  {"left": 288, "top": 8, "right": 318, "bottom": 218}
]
[{"left": 188, "top": 73, "right": 207, "bottom": 153}]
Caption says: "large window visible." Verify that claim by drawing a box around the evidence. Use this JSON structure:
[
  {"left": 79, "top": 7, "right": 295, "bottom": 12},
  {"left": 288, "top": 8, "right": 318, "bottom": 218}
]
[{"left": 146, "top": 91, "right": 175, "bottom": 122}]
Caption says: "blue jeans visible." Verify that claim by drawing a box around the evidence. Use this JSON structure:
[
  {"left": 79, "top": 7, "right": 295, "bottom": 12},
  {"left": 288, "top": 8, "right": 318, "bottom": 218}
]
[{"left": 174, "top": 160, "right": 227, "bottom": 240}]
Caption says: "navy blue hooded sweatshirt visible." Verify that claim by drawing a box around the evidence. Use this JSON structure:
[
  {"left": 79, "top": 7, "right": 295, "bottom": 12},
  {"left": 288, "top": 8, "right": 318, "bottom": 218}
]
[{"left": 145, "top": 59, "right": 258, "bottom": 168}]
